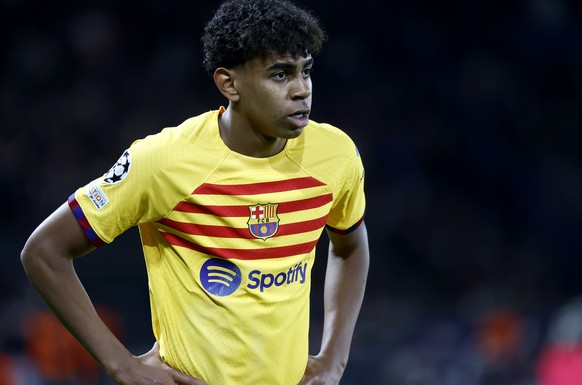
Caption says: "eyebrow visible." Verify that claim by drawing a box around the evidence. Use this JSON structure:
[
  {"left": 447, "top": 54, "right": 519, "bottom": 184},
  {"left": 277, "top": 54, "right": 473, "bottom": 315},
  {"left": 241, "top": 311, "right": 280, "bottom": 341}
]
[{"left": 267, "top": 57, "right": 315, "bottom": 71}]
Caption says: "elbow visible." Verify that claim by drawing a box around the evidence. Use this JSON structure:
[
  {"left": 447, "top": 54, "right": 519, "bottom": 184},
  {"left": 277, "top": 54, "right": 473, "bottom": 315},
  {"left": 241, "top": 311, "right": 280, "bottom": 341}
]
[
  {"left": 20, "top": 203, "right": 88, "bottom": 281},
  {"left": 20, "top": 236, "right": 42, "bottom": 277},
  {"left": 20, "top": 235, "right": 59, "bottom": 279},
  {"left": 21, "top": 236, "right": 33, "bottom": 269}
]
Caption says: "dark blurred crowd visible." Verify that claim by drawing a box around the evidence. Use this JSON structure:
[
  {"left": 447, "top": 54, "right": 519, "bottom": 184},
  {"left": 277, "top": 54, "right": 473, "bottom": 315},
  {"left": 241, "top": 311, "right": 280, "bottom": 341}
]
[{"left": 1, "top": 0, "right": 581, "bottom": 384}]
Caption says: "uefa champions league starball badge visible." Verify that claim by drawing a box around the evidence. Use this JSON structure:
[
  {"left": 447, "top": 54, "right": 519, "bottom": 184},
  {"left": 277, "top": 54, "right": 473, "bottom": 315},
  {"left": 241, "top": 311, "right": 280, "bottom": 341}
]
[{"left": 104, "top": 150, "right": 131, "bottom": 184}]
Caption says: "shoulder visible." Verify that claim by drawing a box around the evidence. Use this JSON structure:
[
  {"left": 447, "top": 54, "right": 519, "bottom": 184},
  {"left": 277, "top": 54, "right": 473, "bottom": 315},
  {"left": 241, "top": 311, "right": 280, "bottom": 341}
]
[
  {"left": 135, "top": 110, "right": 220, "bottom": 150},
  {"left": 286, "top": 119, "right": 363, "bottom": 187},
  {"left": 120, "top": 110, "right": 228, "bottom": 186},
  {"left": 303, "top": 120, "right": 356, "bottom": 150},
  {"left": 129, "top": 110, "right": 226, "bottom": 162},
  {"left": 289, "top": 119, "right": 360, "bottom": 164}
]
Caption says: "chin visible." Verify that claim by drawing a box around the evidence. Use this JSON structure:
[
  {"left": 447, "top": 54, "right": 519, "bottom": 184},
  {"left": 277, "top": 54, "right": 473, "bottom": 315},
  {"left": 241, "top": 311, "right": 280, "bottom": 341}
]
[{"left": 286, "top": 127, "right": 305, "bottom": 138}]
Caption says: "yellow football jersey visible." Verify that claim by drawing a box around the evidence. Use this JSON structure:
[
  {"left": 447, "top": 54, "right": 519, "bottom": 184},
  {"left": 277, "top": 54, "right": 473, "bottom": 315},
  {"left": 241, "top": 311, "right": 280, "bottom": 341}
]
[{"left": 69, "top": 108, "right": 365, "bottom": 385}]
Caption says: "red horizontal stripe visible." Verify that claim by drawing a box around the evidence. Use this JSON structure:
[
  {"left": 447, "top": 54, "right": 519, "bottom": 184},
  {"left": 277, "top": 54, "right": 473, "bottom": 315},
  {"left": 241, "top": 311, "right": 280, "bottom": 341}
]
[
  {"left": 174, "top": 201, "right": 246, "bottom": 216},
  {"left": 174, "top": 193, "right": 333, "bottom": 217},
  {"left": 161, "top": 232, "right": 318, "bottom": 260},
  {"left": 278, "top": 194, "right": 332, "bottom": 214},
  {"left": 193, "top": 177, "right": 325, "bottom": 195},
  {"left": 279, "top": 215, "right": 329, "bottom": 236},
  {"left": 159, "top": 218, "right": 249, "bottom": 238},
  {"left": 158, "top": 215, "right": 329, "bottom": 238}
]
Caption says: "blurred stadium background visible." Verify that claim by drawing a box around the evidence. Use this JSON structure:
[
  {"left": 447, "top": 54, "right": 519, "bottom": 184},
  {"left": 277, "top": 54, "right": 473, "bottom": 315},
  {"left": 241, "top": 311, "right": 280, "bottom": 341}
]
[{"left": 1, "top": 0, "right": 581, "bottom": 384}]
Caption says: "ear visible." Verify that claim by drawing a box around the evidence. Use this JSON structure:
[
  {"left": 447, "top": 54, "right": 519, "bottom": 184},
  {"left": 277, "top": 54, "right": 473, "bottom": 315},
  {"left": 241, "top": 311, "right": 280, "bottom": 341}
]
[{"left": 213, "top": 67, "right": 240, "bottom": 102}]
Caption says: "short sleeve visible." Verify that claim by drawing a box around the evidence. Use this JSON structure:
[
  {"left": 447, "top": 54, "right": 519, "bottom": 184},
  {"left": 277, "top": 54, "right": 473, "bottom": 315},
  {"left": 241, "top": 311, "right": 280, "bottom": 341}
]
[
  {"left": 325, "top": 146, "right": 366, "bottom": 233},
  {"left": 69, "top": 138, "right": 178, "bottom": 245}
]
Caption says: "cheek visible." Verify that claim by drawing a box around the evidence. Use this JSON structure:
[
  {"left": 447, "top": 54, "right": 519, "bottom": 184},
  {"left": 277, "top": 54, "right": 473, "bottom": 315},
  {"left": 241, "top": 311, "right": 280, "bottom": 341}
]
[
  {"left": 243, "top": 82, "right": 288, "bottom": 117},
  {"left": 254, "top": 90, "right": 285, "bottom": 113}
]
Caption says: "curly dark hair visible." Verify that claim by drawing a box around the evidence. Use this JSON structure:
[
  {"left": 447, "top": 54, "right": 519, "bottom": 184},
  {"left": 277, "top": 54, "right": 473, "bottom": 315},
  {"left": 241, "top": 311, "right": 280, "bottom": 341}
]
[{"left": 201, "top": 0, "right": 327, "bottom": 75}]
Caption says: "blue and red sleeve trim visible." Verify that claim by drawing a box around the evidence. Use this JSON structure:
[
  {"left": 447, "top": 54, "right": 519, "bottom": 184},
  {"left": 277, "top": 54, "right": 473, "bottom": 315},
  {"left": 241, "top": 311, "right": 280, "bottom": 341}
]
[
  {"left": 325, "top": 215, "right": 364, "bottom": 235},
  {"left": 67, "top": 194, "right": 106, "bottom": 248}
]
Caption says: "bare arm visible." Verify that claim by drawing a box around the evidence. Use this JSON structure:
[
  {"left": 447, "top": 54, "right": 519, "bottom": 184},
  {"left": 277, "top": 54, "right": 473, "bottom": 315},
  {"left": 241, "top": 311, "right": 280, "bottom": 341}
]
[
  {"left": 21, "top": 202, "right": 206, "bottom": 385},
  {"left": 300, "top": 221, "right": 370, "bottom": 385}
]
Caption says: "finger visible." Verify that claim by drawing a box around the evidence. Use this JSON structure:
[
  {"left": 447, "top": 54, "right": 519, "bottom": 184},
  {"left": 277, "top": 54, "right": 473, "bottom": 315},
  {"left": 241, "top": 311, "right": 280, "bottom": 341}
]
[{"left": 172, "top": 369, "right": 209, "bottom": 385}]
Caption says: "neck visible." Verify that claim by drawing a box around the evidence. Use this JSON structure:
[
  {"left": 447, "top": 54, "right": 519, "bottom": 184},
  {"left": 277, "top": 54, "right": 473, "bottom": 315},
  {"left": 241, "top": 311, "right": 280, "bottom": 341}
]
[{"left": 218, "top": 106, "right": 286, "bottom": 158}]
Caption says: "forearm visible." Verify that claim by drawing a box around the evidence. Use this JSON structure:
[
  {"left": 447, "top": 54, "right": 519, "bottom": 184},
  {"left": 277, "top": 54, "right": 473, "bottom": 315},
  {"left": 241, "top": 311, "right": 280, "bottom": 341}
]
[
  {"left": 319, "top": 226, "right": 369, "bottom": 369},
  {"left": 22, "top": 247, "right": 135, "bottom": 378},
  {"left": 20, "top": 204, "right": 136, "bottom": 380},
  {"left": 21, "top": 204, "right": 206, "bottom": 385}
]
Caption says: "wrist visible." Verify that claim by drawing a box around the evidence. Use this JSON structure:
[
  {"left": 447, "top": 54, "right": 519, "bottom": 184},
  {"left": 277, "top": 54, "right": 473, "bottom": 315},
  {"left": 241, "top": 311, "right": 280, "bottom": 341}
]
[
  {"left": 314, "top": 351, "right": 347, "bottom": 374},
  {"left": 101, "top": 349, "right": 136, "bottom": 381}
]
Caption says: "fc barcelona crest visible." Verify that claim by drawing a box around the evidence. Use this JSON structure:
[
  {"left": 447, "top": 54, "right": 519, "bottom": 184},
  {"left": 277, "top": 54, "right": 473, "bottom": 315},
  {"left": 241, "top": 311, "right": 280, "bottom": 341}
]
[{"left": 248, "top": 203, "right": 280, "bottom": 240}]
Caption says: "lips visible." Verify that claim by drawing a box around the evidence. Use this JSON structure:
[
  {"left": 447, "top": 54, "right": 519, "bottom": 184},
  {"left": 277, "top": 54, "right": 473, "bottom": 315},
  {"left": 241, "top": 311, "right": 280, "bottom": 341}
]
[{"left": 289, "top": 110, "right": 310, "bottom": 120}]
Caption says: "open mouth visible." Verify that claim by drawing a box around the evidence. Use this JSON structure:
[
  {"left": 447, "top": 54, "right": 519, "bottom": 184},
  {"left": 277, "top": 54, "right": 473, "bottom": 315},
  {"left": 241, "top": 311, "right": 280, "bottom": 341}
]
[
  {"left": 287, "top": 108, "right": 311, "bottom": 130},
  {"left": 290, "top": 112, "right": 308, "bottom": 119}
]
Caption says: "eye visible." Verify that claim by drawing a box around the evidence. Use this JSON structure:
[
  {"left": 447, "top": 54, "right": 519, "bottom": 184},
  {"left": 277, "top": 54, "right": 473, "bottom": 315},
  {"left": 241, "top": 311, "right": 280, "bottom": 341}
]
[
  {"left": 273, "top": 71, "right": 286, "bottom": 80},
  {"left": 302, "top": 67, "right": 313, "bottom": 78}
]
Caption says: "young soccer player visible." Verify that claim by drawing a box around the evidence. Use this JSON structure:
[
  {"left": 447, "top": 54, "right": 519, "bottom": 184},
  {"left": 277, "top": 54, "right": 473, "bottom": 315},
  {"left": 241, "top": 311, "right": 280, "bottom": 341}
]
[{"left": 20, "top": 0, "right": 370, "bottom": 384}]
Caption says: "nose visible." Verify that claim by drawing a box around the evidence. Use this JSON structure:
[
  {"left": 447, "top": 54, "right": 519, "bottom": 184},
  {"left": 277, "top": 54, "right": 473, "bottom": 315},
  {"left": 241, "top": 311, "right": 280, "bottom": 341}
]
[{"left": 290, "top": 77, "right": 311, "bottom": 100}]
